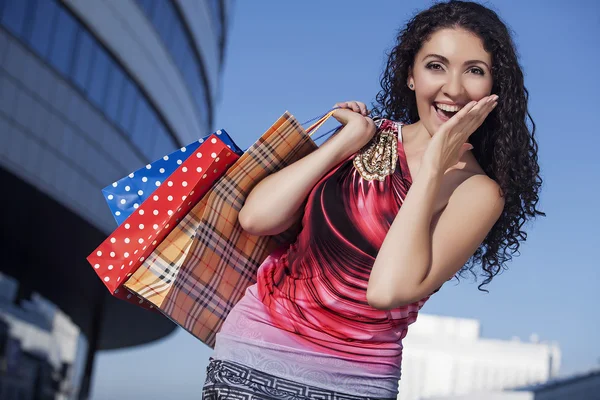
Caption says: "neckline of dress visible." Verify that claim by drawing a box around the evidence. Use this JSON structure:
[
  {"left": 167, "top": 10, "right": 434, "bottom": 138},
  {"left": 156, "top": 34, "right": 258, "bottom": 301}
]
[{"left": 395, "top": 122, "right": 413, "bottom": 185}]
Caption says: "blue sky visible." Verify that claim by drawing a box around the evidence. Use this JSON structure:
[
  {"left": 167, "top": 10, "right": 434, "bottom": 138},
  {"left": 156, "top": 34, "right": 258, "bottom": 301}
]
[{"left": 91, "top": 1, "right": 600, "bottom": 398}]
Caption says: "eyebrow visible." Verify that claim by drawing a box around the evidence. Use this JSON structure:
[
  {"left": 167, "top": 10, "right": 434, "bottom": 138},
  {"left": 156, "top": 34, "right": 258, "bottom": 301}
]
[{"left": 422, "top": 53, "right": 490, "bottom": 69}]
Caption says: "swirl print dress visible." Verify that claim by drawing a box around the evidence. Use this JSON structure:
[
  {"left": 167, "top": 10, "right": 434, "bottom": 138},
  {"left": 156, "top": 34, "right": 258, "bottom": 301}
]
[{"left": 203, "top": 120, "right": 433, "bottom": 399}]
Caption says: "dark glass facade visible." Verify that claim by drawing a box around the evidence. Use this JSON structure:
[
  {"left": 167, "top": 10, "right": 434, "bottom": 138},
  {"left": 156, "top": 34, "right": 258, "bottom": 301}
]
[
  {"left": 135, "top": 0, "right": 215, "bottom": 129},
  {"left": 0, "top": 0, "right": 227, "bottom": 398},
  {"left": 0, "top": 0, "right": 178, "bottom": 163}
]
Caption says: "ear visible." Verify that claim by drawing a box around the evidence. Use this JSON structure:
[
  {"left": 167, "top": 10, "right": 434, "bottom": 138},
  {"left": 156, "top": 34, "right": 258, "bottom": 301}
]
[{"left": 407, "top": 67, "right": 415, "bottom": 90}]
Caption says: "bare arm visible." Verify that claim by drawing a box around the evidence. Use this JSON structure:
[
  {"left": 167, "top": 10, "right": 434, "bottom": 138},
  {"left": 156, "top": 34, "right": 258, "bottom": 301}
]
[
  {"left": 367, "top": 95, "right": 502, "bottom": 309},
  {"left": 367, "top": 167, "right": 504, "bottom": 309},
  {"left": 239, "top": 116, "right": 374, "bottom": 236}
]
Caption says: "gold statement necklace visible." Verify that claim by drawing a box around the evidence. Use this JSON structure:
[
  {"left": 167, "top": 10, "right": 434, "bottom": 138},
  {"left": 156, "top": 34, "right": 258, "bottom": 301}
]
[{"left": 353, "top": 119, "right": 398, "bottom": 182}]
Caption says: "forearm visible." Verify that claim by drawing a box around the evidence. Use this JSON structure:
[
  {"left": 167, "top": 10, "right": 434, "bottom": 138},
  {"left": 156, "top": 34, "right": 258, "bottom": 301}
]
[
  {"left": 368, "top": 166, "right": 443, "bottom": 308},
  {"left": 239, "top": 124, "right": 359, "bottom": 236}
]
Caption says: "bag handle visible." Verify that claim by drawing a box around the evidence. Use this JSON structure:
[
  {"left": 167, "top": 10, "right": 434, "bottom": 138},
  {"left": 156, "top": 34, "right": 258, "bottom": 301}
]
[
  {"left": 303, "top": 108, "right": 342, "bottom": 142},
  {"left": 306, "top": 109, "right": 335, "bottom": 136}
]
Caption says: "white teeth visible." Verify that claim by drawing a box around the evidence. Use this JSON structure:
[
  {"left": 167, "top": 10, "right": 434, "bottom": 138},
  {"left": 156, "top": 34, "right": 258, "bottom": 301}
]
[{"left": 436, "top": 103, "right": 462, "bottom": 112}]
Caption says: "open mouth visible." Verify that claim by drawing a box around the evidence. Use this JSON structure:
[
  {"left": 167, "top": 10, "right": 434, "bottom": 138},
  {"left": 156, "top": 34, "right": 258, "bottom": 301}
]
[{"left": 433, "top": 103, "right": 462, "bottom": 121}]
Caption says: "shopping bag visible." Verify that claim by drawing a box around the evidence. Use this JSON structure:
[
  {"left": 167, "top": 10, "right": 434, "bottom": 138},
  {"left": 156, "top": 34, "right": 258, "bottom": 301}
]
[
  {"left": 123, "top": 110, "right": 334, "bottom": 347},
  {"left": 102, "top": 130, "right": 243, "bottom": 226},
  {"left": 87, "top": 134, "right": 241, "bottom": 307}
]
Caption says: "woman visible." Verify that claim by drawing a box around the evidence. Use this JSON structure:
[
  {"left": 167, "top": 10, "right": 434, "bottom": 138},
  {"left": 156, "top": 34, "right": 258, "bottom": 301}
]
[{"left": 203, "top": 1, "right": 543, "bottom": 399}]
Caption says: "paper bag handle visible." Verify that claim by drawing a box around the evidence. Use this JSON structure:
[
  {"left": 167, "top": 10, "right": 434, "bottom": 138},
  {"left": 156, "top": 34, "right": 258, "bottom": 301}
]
[{"left": 305, "top": 109, "right": 337, "bottom": 139}]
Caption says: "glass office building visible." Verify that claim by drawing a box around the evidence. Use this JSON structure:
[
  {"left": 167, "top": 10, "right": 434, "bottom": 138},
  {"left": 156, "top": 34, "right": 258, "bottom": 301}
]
[{"left": 0, "top": 0, "right": 231, "bottom": 398}]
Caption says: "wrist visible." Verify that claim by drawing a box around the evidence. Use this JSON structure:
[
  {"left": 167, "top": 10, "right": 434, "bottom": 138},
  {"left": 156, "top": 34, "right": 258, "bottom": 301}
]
[
  {"left": 319, "top": 135, "right": 353, "bottom": 166},
  {"left": 323, "top": 130, "right": 357, "bottom": 161},
  {"left": 335, "top": 119, "right": 372, "bottom": 151},
  {"left": 416, "top": 163, "right": 445, "bottom": 182}
]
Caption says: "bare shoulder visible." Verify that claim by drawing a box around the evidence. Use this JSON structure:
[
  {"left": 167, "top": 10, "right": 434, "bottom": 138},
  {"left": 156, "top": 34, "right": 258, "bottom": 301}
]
[{"left": 449, "top": 155, "right": 504, "bottom": 212}]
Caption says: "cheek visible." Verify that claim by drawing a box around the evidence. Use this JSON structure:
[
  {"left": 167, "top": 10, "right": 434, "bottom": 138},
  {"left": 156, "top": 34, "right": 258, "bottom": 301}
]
[
  {"left": 414, "top": 74, "right": 440, "bottom": 96},
  {"left": 414, "top": 80, "right": 439, "bottom": 105},
  {"left": 465, "top": 78, "right": 494, "bottom": 99}
]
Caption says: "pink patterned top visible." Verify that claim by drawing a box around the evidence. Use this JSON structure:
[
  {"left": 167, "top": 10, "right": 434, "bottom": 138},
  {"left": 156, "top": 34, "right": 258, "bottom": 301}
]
[{"left": 213, "top": 120, "right": 432, "bottom": 398}]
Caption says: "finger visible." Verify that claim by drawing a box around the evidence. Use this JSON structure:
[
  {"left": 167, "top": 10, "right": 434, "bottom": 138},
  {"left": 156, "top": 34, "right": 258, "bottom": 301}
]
[
  {"left": 472, "top": 95, "right": 498, "bottom": 121},
  {"left": 331, "top": 108, "right": 351, "bottom": 124},
  {"left": 479, "top": 96, "right": 498, "bottom": 120},
  {"left": 357, "top": 102, "right": 368, "bottom": 116},
  {"left": 457, "top": 142, "right": 474, "bottom": 160},
  {"left": 459, "top": 95, "right": 494, "bottom": 124},
  {"left": 332, "top": 107, "right": 351, "bottom": 116},
  {"left": 464, "top": 98, "right": 489, "bottom": 119},
  {"left": 348, "top": 102, "right": 361, "bottom": 113},
  {"left": 462, "top": 96, "right": 498, "bottom": 135},
  {"left": 468, "top": 95, "right": 497, "bottom": 115},
  {"left": 349, "top": 101, "right": 361, "bottom": 113},
  {"left": 456, "top": 100, "right": 478, "bottom": 119},
  {"left": 443, "top": 100, "right": 478, "bottom": 131}
]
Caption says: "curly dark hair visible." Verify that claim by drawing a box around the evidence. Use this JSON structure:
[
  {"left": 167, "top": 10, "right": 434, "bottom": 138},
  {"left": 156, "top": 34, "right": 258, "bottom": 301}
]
[{"left": 371, "top": 0, "right": 545, "bottom": 290}]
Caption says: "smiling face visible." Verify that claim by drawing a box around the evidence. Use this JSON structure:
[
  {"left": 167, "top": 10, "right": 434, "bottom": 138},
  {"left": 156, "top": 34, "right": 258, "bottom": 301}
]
[{"left": 408, "top": 28, "right": 494, "bottom": 135}]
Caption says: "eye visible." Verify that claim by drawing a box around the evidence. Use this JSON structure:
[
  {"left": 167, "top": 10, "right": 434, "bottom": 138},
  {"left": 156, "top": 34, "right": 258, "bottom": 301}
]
[
  {"left": 469, "top": 67, "right": 485, "bottom": 76},
  {"left": 426, "top": 62, "right": 444, "bottom": 71}
]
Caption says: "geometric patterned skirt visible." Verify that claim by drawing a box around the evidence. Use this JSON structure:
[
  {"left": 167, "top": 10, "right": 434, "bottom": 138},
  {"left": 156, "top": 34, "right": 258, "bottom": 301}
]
[{"left": 202, "top": 359, "right": 396, "bottom": 400}]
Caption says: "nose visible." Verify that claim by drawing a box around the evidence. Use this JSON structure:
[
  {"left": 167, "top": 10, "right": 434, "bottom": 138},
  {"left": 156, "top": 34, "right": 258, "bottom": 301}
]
[{"left": 442, "top": 71, "right": 464, "bottom": 99}]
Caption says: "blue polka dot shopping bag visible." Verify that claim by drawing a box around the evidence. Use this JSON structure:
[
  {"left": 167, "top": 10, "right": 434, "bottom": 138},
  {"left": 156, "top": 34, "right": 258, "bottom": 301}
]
[
  {"left": 88, "top": 130, "right": 243, "bottom": 309},
  {"left": 102, "top": 130, "right": 243, "bottom": 226}
]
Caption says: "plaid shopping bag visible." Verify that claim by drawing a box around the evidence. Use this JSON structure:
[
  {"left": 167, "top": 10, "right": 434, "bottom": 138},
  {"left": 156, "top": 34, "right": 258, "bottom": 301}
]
[
  {"left": 124, "top": 110, "right": 334, "bottom": 346},
  {"left": 87, "top": 134, "right": 241, "bottom": 308}
]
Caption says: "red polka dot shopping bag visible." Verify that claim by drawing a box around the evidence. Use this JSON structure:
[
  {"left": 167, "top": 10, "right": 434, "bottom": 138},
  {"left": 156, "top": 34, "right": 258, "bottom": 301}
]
[
  {"left": 122, "top": 110, "right": 335, "bottom": 347},
  {"left": 86, "top": 133, "right": 242, "bottom": 308},
  {"left": 102, "top": 130, "right": 242, "bottom": 226}
]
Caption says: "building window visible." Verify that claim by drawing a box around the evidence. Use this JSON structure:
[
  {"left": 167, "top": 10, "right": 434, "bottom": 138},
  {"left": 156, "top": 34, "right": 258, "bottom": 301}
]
[
  {"left": 72, "top": 28, "right": 95, "bottom": 92},
  {"left": 48, "top": 7, "right": 78, "bottom": 76},
  {"left": 0, "top": 0, "right": 32, "bottom": 38},
  {"left": 135, "top": 0, "right": 211, "bottom": 130},
  {"left": 87, "top": 44, "right": 111, "bottom": 107},
  {"left": 27, "top": 0, "right": 58, "bottom": 58},
  {"left": 0, "top": 0, "right": 179, "bottom": 161},
  {"left": 104, "top": 60, "right": 125, "bottom": 123}
]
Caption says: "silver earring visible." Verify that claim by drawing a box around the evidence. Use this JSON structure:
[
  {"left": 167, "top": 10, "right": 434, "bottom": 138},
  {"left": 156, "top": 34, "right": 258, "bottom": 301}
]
[{"left": 409, "top": 83, "right": 414, "bottom": 89}]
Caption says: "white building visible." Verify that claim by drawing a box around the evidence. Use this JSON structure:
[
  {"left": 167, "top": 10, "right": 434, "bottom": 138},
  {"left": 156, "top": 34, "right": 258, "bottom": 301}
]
[
  {"left": 0, "top": 274, "right": 84, "bottom": 399},
  {"left": 424, "top": 369, "right": 600, "bottom": 400},
  {"left": 397, "top": 314, "right": 560, "bottom": 400}
]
